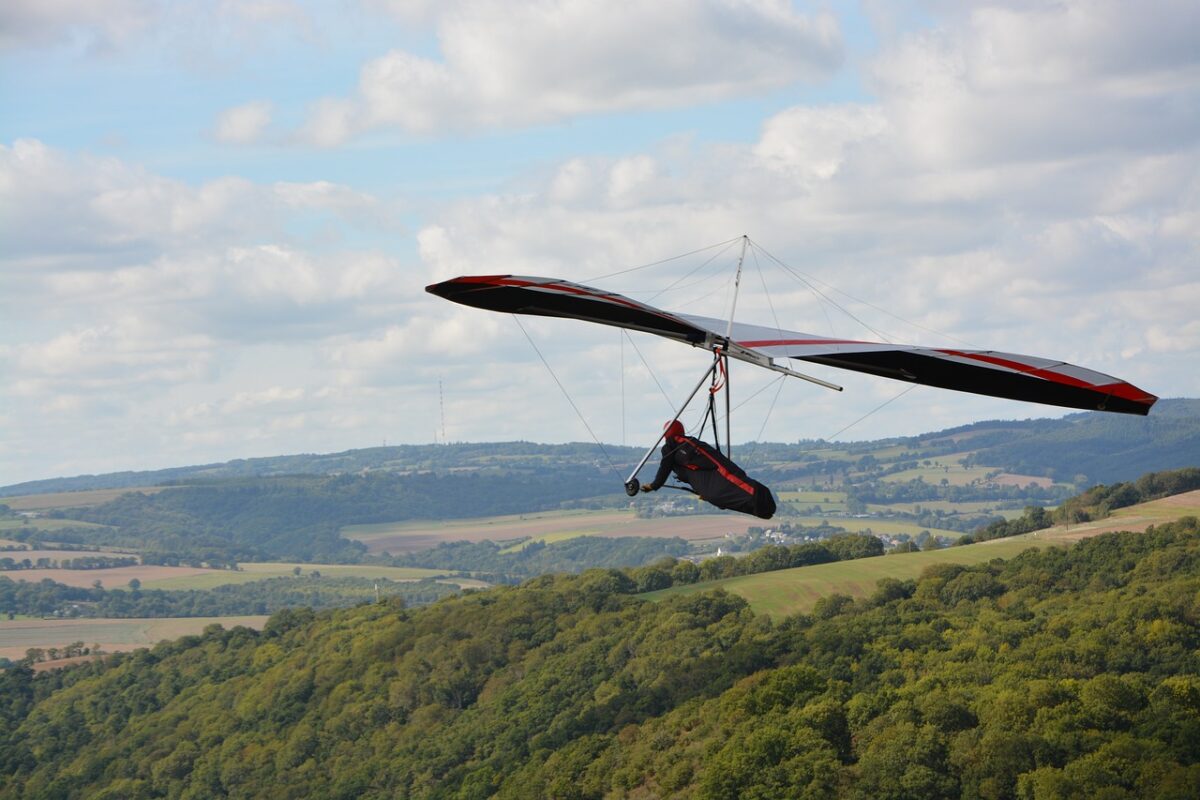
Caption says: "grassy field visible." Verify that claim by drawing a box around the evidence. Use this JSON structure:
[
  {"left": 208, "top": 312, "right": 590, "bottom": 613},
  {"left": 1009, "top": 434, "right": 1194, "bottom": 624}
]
[
  {"left": 786, "top": 515, "right": 964, "bottom": 540},
  {"left": 645, "top": 490, "right": 1200, "bottom": 618},
  {"left": 778, "top": 498, "right": 847, "bottom": 513},
  {"left": 0, "top": 616, "right": 269, "bottom": 661},
  {"left": 647, "top": 535, "right": 1048, "bottom": 617},
  {"left": 7, "top": 564, "right": 218, "bottom": 589},
  {"left": 1, "top": 562, "right": 467, "bottom": 591},
  {"left": 498, "top": 529, "right": 602, "bottom": 553},
  {"left": 882, "top": 464, "right": 995, "bottom": 486},
  {"left": 1, "top": 487, "right": 173, "bottom": 512},
  {"left": 778, "top": 491, "right": 848, "bottom": 503},
  {"left": 343, "top": 509, "right": 763, "bottom": 554},
  {"left": 141, "top": 562, "right": 454, "bottom": 590},
  {"left": 1047, "top": 489, "right": 1200, "bottom": 541},
  {"left": 868, "top": 500, "right": 1008, "bottom": 514}
]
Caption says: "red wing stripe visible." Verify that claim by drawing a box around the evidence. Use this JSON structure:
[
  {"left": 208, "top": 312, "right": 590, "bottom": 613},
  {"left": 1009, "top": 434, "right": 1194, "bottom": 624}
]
[{"left": 936, "top": 349, "right": 1150, "bottom": 403}]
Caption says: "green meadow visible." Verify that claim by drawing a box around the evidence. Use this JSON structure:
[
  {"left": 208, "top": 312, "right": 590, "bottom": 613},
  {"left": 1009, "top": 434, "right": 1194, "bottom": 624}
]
[
  {"left": 498, "top": 529, "right": 600, "bottom": 553},
  {"left": 646, "top": 535, "right": 1049, "bottom": 618},
  {"left": 646, "top": 489, "right": 1200, "bottom": 618},
  {"left": 784, "top": 515, "right": 964, "bottom": 539}
]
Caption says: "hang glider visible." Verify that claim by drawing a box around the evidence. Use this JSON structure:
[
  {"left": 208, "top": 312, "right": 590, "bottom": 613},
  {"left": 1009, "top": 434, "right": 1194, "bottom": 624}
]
[{"left": 425, "top": 274, "right": 1157, "bottom": 416}]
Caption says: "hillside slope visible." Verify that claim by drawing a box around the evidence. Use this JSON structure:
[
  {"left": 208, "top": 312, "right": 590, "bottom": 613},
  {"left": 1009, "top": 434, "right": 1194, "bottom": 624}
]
[
  {"left": 650, "top": 489, "right": 1200, "bottom": 618},
  {"left": 2, "top": 519, "right": 1198, "bottom": 799},
  {"left": 4, "top": 398, "right": 1196, "bottom": 497},
  {"left": 961, "top": 397, "right": 1200, "bottom": 484}
]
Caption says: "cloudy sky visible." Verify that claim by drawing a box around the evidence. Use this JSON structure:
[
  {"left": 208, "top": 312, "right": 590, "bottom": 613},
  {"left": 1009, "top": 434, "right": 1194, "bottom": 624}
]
[{"left": 2, "top": 0, "right": 1197, "bottom": 486}]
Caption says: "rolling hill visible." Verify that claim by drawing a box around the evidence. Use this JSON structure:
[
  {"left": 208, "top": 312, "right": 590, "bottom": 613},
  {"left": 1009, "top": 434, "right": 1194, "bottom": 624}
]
[
  {"left": 3, "top": 398, "right": 1197, "bottom": 498},
  {"left": 646, "top": 488, "right": 1200, "bottom": 618},
  {"left": 2, "top": 516, "right": 1198, "bottom": 798}
]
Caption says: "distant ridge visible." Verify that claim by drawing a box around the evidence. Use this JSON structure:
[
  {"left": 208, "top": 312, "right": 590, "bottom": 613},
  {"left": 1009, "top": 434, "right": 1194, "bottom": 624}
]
[
  {"left": 3, "top": 398, "right": 1197, "bottom": 497},
  {"left": 0, "top": 442, "right": 643, "bottom": 498}
]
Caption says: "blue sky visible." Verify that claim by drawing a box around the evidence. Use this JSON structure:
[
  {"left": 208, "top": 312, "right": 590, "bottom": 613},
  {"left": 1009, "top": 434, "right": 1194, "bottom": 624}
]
[{"left": 2, "top": 0, "right": 1198, "bottom": 486}]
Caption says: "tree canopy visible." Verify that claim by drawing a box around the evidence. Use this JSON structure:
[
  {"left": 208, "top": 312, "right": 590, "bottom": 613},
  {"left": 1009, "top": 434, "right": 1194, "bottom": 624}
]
[{"left": 2, "top": 517, "right": 1198, "bottom": 798}]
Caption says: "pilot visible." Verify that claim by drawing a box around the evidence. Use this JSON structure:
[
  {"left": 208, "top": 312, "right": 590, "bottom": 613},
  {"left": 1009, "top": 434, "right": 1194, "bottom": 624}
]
[{"left": 641, "top": 419, "right": 775, "bottom": 519}]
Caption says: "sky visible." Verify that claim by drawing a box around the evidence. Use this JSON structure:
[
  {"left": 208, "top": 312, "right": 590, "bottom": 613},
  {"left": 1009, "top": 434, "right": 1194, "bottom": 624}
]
[{"left": 2, "top": 0, "right": 1198, "bottom": 486}]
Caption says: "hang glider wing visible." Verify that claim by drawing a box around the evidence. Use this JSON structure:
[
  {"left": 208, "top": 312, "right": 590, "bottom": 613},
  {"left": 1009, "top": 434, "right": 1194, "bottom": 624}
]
[{"left": 426, "top": 274, "right": 1158, "bottom": 416}]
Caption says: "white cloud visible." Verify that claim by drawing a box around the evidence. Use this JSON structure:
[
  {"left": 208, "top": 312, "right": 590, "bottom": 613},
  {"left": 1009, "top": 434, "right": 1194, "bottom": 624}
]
[
  {"left": 871, "top": 0, "right": 1200, "bottom": 167},
  {"left": 301, "top": 0, "right": 843, "bottom": 142},
  {"left": 404, "top": 2, "right": 1200, "bottom": 447},
  {"left": 0, "top": 140, "right": 392, "bottom": 265},
  {"left": 9, "top": 316, "right": 216, "bottom": 391},
  {"left": 4, "top": 1, "right": 1199, "bottom": 485},
  {"left": 0, "top": 0, "right": 314, "bottom": 56},
  {"left": 214, "top": 100, "right": 273, "bottom": 144},
  {"left": 755, "top": 105, "right": 889, "bottom": 180},
  {"left": 0, "top": 0, "right": 156, "bottom": 52},
  {"left": 222, "top": 386, "right": 306, "bottom": 413},
  {"left": 0, "top": 138, "right": 422, "bottom": 482}
]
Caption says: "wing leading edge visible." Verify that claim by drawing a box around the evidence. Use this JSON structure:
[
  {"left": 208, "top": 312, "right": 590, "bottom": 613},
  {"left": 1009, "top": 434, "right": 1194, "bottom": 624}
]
[{"left": 426, "top": 275, "right": 1157, "bottom": 416}]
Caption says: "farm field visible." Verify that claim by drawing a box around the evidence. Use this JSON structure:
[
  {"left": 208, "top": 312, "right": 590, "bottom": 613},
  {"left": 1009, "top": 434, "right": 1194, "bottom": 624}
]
[
  {"left": 882, "top": 463, "right": 995, "bottom": 486},
  {"left": 1, "top": 486, "right": 173, "bottom": 511},
  {"left": 868, "top": 500, "right": 1011, "bottom": 514},
  {"left": 1047, "top": 489, "right": 1200, "bottom": 541},
  {"left": 786, "top": 515, "right": 964, "bottom": 539},
  {"left": 142, "top": 562, "right": 459, "bottom": 590},
  {"left": 778, "top": 491, "right": 848, "bottom": 503},
  {"left": 498, "top": 530, "right": 598, "bottom": 553},
  {"left": 0, "top": 549, "right": 138, "bottom": 563},
  {"left": 1, "top": 562, "right": 471, "bottom": 591},
  {"left": 4, "top": 564, "right": 220, "bottom": 589},
  {"left": 0, "top": 616, "right": 269, "bottom": 661},
  {"left": 343, "top": 509, "right": 762, "bottom": 554},
  {"left": 646, "top": 490, "right": 1200, "bottom": 618}
]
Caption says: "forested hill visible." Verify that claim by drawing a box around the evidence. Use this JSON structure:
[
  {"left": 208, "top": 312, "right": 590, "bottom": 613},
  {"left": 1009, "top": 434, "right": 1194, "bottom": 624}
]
[
  {"left": 0, "top": 442, "right": 640, "bottom": 498},
  {"left": 958, "top": 397, "right": 1200, "bottom": 484},
  {"left": 3, "top": 519, "right": 1199, "bottom": 798},
  {"left": 4, "top": 398, "right": 1196, "bottom": 496},
  {"left": 26, "top": 471, "right": 617, "bottom": 563}
]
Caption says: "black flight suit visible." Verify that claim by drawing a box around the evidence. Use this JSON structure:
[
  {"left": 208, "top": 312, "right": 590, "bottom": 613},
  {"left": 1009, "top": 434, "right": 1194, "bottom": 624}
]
[{"left": 648, "top": 435, "right": 776, "bottom": 519}]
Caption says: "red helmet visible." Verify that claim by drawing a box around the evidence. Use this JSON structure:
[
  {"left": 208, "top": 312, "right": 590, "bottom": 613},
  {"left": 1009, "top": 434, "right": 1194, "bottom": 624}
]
[{"left": 663, "top": 419, "right": 685, "bottom": 439}]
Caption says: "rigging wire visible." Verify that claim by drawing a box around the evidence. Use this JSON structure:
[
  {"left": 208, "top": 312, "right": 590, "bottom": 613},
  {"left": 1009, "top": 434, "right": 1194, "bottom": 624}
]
[
  {"left": 622, "top": 330, "right": 675, "bottom": 411},
  {"left": 582, "top": 236, "right": 743, "bottom": 282},
  {"left": 518, "top": 236, "right": 934, "bottom": 472},
  {"left": 751, "top": 246, "right": 784, "bottom": 336},
  {"left": 645, "top": 239, "right": 741, "bottom": 304},
  {"left": 511, "top": 315, "right": 623, "bottom": 479},
  {"left": 674, "top": 272, "right": 736, "bottom": 312},
  {"left": 750, "top": 240, "right": 980, "bottom": 349},
  {"left": 750, "top": 240, "right": 894, "bottom": 343},
  {"left": 826, "top": 384, "right": 918, "bottom": 442},
  {"left": 729, "top": 373, "right": 787, "bottom": 415}
]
